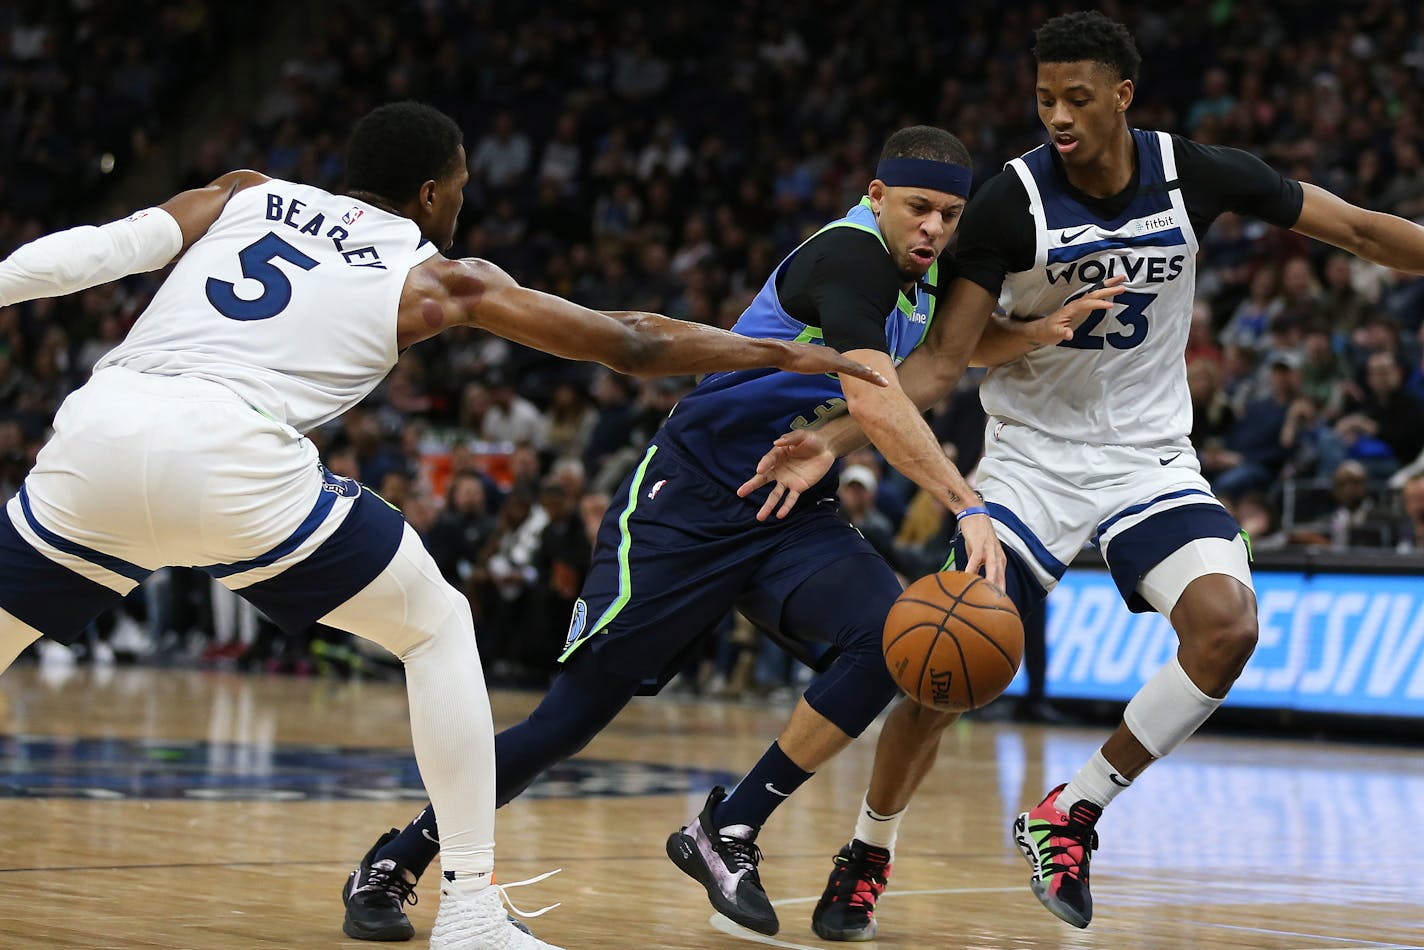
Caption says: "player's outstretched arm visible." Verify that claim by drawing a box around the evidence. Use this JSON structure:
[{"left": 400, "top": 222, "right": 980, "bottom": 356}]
[
  {"left": 428, "top": 258, "right": 888, "bottom": 383},
  {"left": 0, "top": 170, "right": 267, "bottom": 307},
  {"left": 1292, "top": 183, "right": 1424, "bottom": 273}
]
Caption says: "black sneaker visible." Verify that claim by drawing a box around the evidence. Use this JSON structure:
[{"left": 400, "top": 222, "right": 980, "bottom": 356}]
[
  {"left": 666, "top": 786, "right": 779, "bottom": 935},
  {"left": 342, "top": 829, "right": 418, "bottom": 941},
  {"left": 811, "top": 839, "right": 892, "bottom": 942}
]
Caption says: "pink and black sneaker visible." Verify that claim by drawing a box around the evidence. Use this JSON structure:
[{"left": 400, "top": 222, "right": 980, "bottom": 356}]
[
  {"left": 811, "top": 839, "right": 892, "bottom": 942},
  {"left": 1013, "top": 783, "right": 1102, "bottom": 928}
]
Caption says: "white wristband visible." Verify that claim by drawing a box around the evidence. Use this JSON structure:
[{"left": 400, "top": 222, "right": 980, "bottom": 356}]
[{"left": 0, "top": 207, "right": 183, "bottom": 307}]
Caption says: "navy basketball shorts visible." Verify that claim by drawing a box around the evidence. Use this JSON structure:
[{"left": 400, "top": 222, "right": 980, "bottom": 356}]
[{"left": 559, "top": 439, "right": 895, "bottom": 688}]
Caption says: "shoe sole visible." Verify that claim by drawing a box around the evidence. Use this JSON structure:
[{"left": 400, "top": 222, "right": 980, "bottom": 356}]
[
  {"left": 665, "top": 830, "right": 779, "bottom": 936},
  {"left": 1013, "top": 813, "right": 1091, "bottom": 930},
  {"left": 811, "top": 917, "right": 878, "bottom": 942},
  {"left": 341, "top": 871, "right": 416, "bottom": 942}
]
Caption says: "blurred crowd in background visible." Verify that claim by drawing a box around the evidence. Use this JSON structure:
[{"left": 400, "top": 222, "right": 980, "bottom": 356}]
[{"left": 2, "top": 0, "right": 1424, "bottom": 687}]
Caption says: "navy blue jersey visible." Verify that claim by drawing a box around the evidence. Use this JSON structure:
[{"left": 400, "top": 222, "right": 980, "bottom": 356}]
[{"left": 660, "top": 197, "right": 939, "bottom": 501}]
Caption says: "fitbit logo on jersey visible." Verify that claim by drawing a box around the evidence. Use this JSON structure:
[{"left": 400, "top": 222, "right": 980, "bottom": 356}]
[{"left": 1046, "top": 254, "right": 1185, "bottom": 287}]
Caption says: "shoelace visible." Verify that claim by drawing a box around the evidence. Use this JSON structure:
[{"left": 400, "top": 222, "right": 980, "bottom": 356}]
[
  {"left": 714, "top": 832, "right": 764, "bottom": 876},
  {"left": 830, "top": 853, "right": 889, "bottom": 911},
  {"left": 492, "top": 867, "right": 563, "bottom": 919},
  {"left": 359, "top": 864, "right": 418, "bottom": 907},
  {"left": 1041, "top": 815, "right": 1099, "bottom": 879}
]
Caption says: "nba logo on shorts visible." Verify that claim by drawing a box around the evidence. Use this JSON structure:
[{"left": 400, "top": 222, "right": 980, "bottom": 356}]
[{"left": 564, "top": 598, "right": 588, "bottom": 649}]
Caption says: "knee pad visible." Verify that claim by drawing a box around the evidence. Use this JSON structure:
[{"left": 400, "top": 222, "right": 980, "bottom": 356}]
[{"left": 803, "top": 646, "right": 900, "bottom": 737}]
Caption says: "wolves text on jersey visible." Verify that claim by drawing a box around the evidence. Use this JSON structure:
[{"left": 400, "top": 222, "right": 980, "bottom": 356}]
[{"left": 1046, "top": 253, "right": 1185, "bottom": 287}]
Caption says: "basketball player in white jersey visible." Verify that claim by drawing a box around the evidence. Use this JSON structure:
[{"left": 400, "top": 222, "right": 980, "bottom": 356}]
[
  {"left": 0, "top": 101, "right": 884, "bottom": 949},
  {"left": 738, "top": 12, "right": 1424, "bottom": 938}
]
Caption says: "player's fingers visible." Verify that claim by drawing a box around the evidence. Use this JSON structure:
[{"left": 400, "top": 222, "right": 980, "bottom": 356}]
[
  {"left": 776, "top": 486, "right": 801, "bottom": 519},
  {"left": 737, "top": 471, "right": 769, "bottom": 497},
  {"left": 834, "top": 355, "right": 889, "bottom": 387},
  {"left": 987, "top": 553, "right": 1007, "bottom": 592},
  {"left": 756, "top": 482, "right": 785, "bottom": 522},
  {"left": 963, "top": 546, "right": 984, "bottom": 578}
]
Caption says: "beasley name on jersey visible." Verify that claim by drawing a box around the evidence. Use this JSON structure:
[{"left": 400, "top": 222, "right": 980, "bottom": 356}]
[{"left": 984, "top": 130, "right": 1199, "bottom": 447}]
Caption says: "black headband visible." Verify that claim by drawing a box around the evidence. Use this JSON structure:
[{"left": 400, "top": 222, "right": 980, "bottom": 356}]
[{"left": 875, "top": 157, "right": 972, "bottom": 197}]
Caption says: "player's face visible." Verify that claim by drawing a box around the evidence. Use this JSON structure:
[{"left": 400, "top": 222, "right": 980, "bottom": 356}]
[
  {"left": 427, "top": 145, "right": 469, "bottom": 250},
  {"left": 868, "top": 183, "right": 964, "bottom": 282},
  {"left": 1036, "top": 61, "right": 1132, "bottom": 170}
]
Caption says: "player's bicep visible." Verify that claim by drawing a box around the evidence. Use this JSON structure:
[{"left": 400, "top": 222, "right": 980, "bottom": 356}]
[{"left": 158, "top": 170, "right": 269, "bottom": 252}]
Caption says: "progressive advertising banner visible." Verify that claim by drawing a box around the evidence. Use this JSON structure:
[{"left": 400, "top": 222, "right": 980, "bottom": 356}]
[{"left": 1010, "top": 569, "right": 1424, "bottom": 718}]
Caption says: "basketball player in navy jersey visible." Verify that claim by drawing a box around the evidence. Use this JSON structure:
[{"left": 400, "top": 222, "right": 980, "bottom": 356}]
[
  {"left": 339, "top": 127, "right": 1020, "bottom": 940},
  {"left": 741, "top": 12, "right": 1424, "bottom": 937},
  {"left": 0, "top": 101, "right": 887, "bottom": 949}
]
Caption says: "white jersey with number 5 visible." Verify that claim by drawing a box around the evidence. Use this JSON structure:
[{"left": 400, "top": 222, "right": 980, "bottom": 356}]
[
  {"left": 981, "top": 130, "right": 1199, "bottom": 447},
  {"left": 98, "top": 178, "right": 439, "bottom": 433}
]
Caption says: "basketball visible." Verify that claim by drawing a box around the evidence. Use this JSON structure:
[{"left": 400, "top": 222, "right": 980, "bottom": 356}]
[{"left": 883, "top": 571, "right": 1024, "bottom": 712}]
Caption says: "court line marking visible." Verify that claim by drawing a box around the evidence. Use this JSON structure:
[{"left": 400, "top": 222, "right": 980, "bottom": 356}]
[{"left": 710, "top": 886, "right": 1424, "bottom": 950}]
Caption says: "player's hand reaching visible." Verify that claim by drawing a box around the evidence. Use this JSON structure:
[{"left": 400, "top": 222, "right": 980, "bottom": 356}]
[
  {"left": 1010, "top": 275, "right": 1126, "bottom": 346},
  {"left": 776, "top": 342, "right": 889, "bottom": 387},
  {"left": 737, "top": 429, "right": 836, "bottom": 521},
  {"left": 958, "top": 511, "right": 1007, "bottom": 592}
]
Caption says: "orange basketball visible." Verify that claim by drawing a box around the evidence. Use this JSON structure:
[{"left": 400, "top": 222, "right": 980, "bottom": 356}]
[{"left": 882, "top": 571, "right": 1024, "bottom": 712}]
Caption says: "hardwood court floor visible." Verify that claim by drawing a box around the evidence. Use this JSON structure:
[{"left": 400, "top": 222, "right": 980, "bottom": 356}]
[{"left": 0, "top": 665, "right": 1420, "bottom": 949}]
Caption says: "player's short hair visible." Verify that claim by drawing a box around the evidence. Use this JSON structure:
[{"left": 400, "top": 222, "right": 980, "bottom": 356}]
[
  {"left": 1034, "top": 11, "right": 1141, "bottom": 84},
  {"left": 344, "top": 102, "right": 464, "bottom": 204},
  {"left": 879, "top": 126, "right": 971, "bottom": 168}
]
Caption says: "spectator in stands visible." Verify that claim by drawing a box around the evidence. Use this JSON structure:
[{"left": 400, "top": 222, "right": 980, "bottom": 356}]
[
  {"left": 1220, "top": 267, "right": 1279, "bottom": 351},
  {"left": 469, "top": 112, "right": 531, "bottom": 191},
  {"left": 480, "top": 371, "right": 547, "bottom": 448},
  {"left": 837, "top": 465, "right": 898, "bottom": 568},
  {"left": 1296, "top": 460, "right": 1395, "bottom": 549},
  {"left": 1299, "top": 326, "right": 1350, "bottom": 419},
  {"left": 426, "top": 471, "right": 495, "bottom": 588},
  {"left": 1394, "top": 473, "right": 1424, "bottom": 552},
  {"left": 1210, "top": 350, "right": 1301, "bottom": 498},
  {"left": 1338, "top": 351, "right": 1424, "bottom": 471},
  {"left": 1188, "top": 358, "right": 1236, "bottom": 455}
]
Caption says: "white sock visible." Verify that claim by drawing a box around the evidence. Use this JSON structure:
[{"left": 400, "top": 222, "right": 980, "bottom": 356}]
[
  {"left": 1058, "top": 749, "right": 1129, "bottom": 812},
  {"left": 854, "top": 794, "right": 906, "bottom": 856}
]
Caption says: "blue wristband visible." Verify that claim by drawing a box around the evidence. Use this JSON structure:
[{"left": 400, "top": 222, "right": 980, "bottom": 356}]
[{"left": 955, "top": 505, "right": 989, "bottom": 522}]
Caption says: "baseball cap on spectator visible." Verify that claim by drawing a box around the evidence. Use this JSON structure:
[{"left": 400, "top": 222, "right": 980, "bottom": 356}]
[
  {"left": 839, "top": 465, "right": 878, "bottom": 493},
  {"left": 1268, "top": 350, "right": 1302, "bottom": 371}
]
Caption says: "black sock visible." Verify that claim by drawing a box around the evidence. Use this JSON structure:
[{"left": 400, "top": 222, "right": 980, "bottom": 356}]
[{"left": 714, "top": 740, "right": 813, "bottom": 830}]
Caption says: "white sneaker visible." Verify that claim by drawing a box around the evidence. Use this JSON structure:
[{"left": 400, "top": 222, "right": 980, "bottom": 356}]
[
  {"left": 110, "top": 615, "right": 150, "bottom": 658},
  {"left": 429, "top": 876, "right": 563, "bottom": 949},
  {"left": 91, "top": 641, "right": 116, "bottom": 667},
  {"left": 38, "top": 640, "right": 77, "bottom": 668}
]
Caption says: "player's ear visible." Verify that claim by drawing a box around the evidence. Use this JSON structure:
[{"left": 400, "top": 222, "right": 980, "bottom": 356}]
[
  {"left": 1116, "top": 79, "right": 1134, "bottom": 113},
  {"left": 419, "top": 179, "right": 438, "bottom": 210},
  {"left": 868, "top": 179, "right": 887, "bottom": 214}
]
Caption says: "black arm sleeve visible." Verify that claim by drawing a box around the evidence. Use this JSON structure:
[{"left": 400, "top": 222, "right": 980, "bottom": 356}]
[
  {"left": 951, "top": 169, "right": 1037, "bottom": 297},
  {"left": 778, "top": 226, "right": 900, "bottom": 354},
  {"left": 1173, "top": 135, "right": 1304, "bottom": 232}
]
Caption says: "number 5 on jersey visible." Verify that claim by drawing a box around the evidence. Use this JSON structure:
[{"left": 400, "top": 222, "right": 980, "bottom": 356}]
[
  {"left": 206, "top": 232, "right": 320, "bottom": 321},
  {"left": 1058, "top": 288, "right": 1153, "bottom": 350}
]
